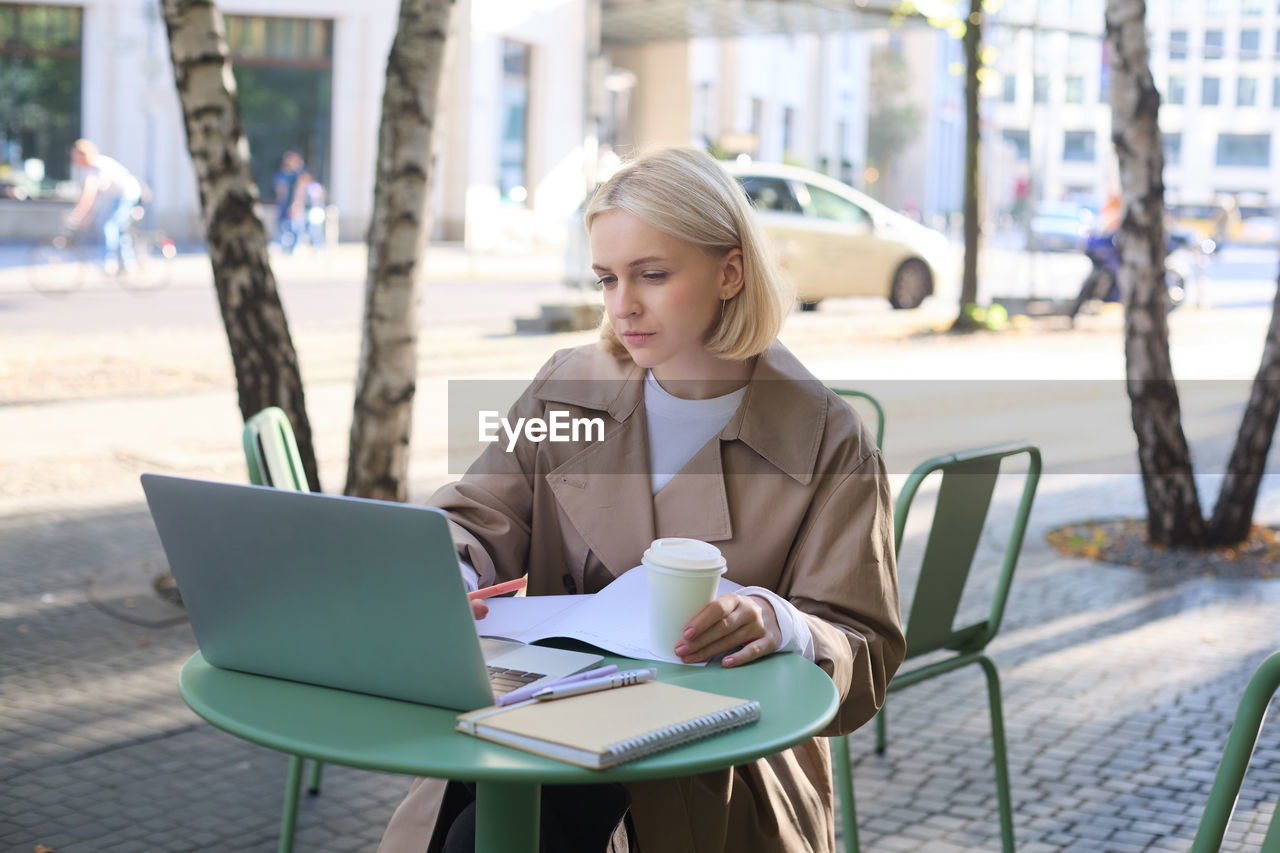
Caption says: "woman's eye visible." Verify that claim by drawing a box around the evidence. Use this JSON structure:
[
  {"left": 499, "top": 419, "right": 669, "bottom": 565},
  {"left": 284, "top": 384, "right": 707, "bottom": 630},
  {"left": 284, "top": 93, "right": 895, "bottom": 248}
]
[
  {"left": 642, "top": 271, "right": 667, "bottom": 282},
  {"left": 596, "top": 276, "right": 616, "bottom": 289}
]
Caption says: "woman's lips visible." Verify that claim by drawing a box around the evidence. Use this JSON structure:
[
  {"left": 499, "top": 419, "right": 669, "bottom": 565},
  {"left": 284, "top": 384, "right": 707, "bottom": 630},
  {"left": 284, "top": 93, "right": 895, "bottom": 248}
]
[{"left": 622, "top": 331, "right": 655, "bottom": 343}]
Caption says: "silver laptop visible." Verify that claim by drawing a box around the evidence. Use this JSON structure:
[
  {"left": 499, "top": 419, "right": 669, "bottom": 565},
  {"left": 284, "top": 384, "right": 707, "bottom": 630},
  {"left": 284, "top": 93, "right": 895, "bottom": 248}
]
[{"left": 140, "top": 474, "right": 602, "bottom": 710}]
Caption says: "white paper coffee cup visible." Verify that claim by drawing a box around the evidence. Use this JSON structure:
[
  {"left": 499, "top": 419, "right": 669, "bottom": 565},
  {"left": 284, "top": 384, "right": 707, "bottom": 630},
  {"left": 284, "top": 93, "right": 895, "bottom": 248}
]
[{"left": 643, "top": 538, "right": 728, "bottom": 655}]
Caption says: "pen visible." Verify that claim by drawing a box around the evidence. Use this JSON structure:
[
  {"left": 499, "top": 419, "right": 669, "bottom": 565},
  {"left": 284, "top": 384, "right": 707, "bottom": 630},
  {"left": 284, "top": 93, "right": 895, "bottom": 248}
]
[
  {"left": 467, "top": 577, "right": 528, "bottom": 600},
  {"left": 495, "top": 664, "right": 619, "bottom": 706},
  {"left": 532, "top": 668, "right": 657, "bottom": 702}
]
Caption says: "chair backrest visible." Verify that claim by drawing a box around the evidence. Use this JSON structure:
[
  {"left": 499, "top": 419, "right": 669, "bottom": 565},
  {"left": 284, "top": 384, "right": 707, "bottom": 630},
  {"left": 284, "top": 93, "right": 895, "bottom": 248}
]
[
  {"left": 243, "top": 406, "right": 309, "bottom": 491},
  {"left": 1191, "top": 651, "right": 1280, "bottom": 853},
  {"left": 830, "top": 388, "right": 885, "bottom": 450},
  {"left": 895, "top": 442, "right": 1041, "bottom": 660}
]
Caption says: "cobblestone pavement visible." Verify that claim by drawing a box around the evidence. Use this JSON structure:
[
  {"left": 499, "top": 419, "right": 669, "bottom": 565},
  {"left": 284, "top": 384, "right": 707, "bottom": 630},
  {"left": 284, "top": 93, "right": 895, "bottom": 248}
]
[{"left": 2, "top": 280, "right": 1279, "bottom": 852}]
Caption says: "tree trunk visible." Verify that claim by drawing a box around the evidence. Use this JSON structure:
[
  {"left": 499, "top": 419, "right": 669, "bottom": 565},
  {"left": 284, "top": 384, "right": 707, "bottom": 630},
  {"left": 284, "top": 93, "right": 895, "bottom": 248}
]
[
  {"left": 1105, "top": 0, "right": 1205, "bottom": 546},
  {"left": 953, "top": 0, "right": 982, "bottom": 331},
  {"left": 1208, "top": 275, "right": 1280, "bottom": 544},
  {"left": 161, "top": 0, "right": 321, "bottom": 491},
  {"left": 344, "top": 0, "right": 454, "bottom": 502}
]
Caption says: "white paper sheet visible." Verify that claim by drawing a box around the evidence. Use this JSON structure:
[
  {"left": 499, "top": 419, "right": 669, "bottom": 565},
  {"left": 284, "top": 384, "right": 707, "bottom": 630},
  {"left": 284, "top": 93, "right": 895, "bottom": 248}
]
[{"left": 477, "top": 566, "right": 743, "bottom": 665}]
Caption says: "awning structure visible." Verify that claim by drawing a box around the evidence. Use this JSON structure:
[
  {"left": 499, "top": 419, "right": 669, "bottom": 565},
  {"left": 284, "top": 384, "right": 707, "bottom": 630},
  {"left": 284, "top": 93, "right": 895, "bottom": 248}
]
[{"left": 600, "top": 0, "right": 919, "bottom": 45}]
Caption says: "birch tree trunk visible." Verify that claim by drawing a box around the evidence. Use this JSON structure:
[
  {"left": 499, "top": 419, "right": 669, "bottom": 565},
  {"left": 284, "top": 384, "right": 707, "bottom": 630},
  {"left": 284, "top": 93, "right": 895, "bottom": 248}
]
[
  {"left": 944, "top": 0, "right": 984, "bottom": 330},
  {"left": 344, "top": 0, "right": 454, "bottom": 502},
  {"left": 955, "top": 0, "right": 983, "bottom": 329},
  {"left": 1208, "top": 278, "right": 1280, "bottom": 544},
  {"left": 1105, "top": 0, "right": 1205, "bottom": 546},
  {"left": 161, "top": 0, "right": 321, "bottom": 491}
]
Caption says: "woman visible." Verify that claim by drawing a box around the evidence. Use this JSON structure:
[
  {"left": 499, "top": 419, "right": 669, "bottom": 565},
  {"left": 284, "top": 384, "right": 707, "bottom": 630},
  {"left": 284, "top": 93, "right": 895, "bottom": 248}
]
[{"left": 380, "top": 147, "right": 904, "bottom": 852}]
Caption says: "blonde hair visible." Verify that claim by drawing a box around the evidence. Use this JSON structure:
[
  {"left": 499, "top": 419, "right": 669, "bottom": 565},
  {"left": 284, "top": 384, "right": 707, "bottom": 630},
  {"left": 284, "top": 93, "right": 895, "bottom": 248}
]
[{"left": 585, "top": 147, "right": 791, "bottom": 361}]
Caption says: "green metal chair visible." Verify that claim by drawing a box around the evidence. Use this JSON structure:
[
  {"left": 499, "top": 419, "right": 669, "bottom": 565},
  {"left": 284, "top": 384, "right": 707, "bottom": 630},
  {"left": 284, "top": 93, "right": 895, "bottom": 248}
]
[
  {"left": 1191, "top": 651, "right": 1280, "bottom": 853},
  {"left": 833, "top": 442, "right": 1042, "bottom": 853},
  {"left": 242, "top": 406, "right": 317, "bottom": 853}
]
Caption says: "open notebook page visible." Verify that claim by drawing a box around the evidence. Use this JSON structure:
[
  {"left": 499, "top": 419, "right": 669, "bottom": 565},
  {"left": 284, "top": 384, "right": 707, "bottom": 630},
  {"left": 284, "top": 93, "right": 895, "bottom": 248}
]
[{"left": 478, "top": 566, "right": 742, "bottom": 664}]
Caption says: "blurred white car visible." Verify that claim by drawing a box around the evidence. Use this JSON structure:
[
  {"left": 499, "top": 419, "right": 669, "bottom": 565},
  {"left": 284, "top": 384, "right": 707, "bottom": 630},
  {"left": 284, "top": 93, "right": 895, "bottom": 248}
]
[
  {"left": 722, "top": 161, "right": 952, "bottom": 309},
  {"left": 562, "top": 160, "right": 953, "bottom": 310}
]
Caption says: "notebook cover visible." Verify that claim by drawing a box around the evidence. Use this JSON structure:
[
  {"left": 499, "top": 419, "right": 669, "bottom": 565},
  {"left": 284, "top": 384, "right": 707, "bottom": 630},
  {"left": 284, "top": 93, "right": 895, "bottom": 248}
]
[{"left": 455, "top": 680, "right": 760, "bottom": 769}]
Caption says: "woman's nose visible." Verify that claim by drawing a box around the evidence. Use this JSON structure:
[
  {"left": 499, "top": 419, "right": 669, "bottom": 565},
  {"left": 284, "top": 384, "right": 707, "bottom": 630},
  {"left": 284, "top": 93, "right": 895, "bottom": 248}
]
[{"left": 611, "top": 279, "right": 641, "bottom": 317}]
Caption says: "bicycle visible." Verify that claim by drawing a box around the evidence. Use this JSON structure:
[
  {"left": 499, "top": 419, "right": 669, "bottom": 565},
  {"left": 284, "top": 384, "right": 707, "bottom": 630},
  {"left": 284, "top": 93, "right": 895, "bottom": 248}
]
[{"left": 27, "top": 206, "right": 177, "bottom": 296}]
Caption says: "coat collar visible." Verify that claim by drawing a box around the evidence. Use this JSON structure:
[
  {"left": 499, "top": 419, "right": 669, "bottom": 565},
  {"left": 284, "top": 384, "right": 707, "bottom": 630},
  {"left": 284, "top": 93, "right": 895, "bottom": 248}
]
[
  {"left": 535, "top": 342, "right": 828, "bottom": 578},
  {"left": 533, "top": 342, "right": 827, "bottom": 485}
]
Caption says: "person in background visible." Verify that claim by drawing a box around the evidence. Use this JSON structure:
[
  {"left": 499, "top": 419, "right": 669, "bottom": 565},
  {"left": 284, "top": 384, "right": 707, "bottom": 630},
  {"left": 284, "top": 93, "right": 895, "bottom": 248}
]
[
  {"left": 299, "top": 172, "right": 327, "bottom": 251},
  {"left": 273, "top": 150, "right": 306, "bottom": 253},
  {"left": 379, "top": 146, "right": 905, "bottom": 853},
  {"left": 66, "top": 139, "right": 143, "bottom": 275}
]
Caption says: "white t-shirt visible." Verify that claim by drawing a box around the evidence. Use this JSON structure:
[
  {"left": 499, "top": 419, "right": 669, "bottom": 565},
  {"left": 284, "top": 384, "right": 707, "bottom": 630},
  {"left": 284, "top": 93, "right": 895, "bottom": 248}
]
[{"left": 86, "top": 155, "right": 142, "bottom": 200}]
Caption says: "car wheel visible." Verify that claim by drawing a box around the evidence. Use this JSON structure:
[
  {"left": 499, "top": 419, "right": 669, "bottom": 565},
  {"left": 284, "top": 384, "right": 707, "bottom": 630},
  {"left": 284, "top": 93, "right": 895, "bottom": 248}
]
[
  {"left": 889, "top": 259, "right": 932, "bottom": 309},
  {"left": 798, "top": 300, "right": 821, "bottom": 312}
]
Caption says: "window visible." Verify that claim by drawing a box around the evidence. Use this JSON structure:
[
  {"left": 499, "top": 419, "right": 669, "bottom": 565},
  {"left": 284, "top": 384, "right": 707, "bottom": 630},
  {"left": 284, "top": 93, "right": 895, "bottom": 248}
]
[
  {"left": 1002, "top": 74, "right": 1017, "bottom": 103},
  {"left": 0, "top": 4, "right": 82, "bottom": 189},
  {"left": 1169, "top": 29, "right": 1188, "bottom": 60},
  {"left": 1063, "top": 130, "right": 1096, "bottom": 161},
  {"left": 738, "top": 176, "right": 802, "bottom": 213},
  {"left": 1204, "top": 30, "right": 1224, "bottom": 59},
  {"left": 1203, "top": 76, "right": 1221, "bottom": 105},
  {"left": 1275, "top": 30, "right": 1280, "bottom": 58},
  {"left": 781, "top": 106, "right": 795, "bottom": 156},
  {"left": 1240, "top": 29, "right": 1261, "bottom": 59},
  {"left": 1244, "top": 0, "right": 1264, "bottom": 12},
  {"left": 1274, "top": 76, "right": 1280, "bottom": 107},
  {"left": 802, "top": 184, "right": 872, "bottom": 226},
  {"left": 1216, "top": 133, "right": 1270, "bottom": 167},
  {"left": 1002, "top": 129, "right": 1031, "bottom": 161},
  {"left": 1238, "top": 76, "right": 1258, "bottom": 106},
  {"left": 1164, "top": 132, "right": 1182, "bottom": 165},
  {"left": 1033, "top": 74, "right": 1049, "bottom": 103},
  {"left": 225, "top": 15, "right": 334, "bottom": 203},
  {"left": 1205, "top": 0, "right": 1224, "bottom": 14},
  {"left": 1167, "top": 74, "right": 1187, "bottom": 104},
  {"left": 1065, "top": 75, "right": 1085, "bottom": 104},
  {"left": 498, "top": 40, "right": 531, "bottom": 204}
]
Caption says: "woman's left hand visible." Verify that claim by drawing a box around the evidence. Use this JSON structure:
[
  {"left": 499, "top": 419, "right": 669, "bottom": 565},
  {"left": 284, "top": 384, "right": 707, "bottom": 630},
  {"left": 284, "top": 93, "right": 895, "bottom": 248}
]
[{"left": 673, "top": 593, "right": 782, "bottom": 667}]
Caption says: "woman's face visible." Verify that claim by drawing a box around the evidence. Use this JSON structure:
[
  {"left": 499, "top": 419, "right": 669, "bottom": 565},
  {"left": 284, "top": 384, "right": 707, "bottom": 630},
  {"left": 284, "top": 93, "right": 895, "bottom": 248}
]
[{"left": 589, "top": 209, "right": 741, "bottom": 382}]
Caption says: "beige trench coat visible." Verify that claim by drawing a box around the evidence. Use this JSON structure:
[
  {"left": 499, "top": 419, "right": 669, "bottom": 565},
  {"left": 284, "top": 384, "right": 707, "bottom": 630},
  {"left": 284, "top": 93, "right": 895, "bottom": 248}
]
[{"left": 379, "top": 342, "right": 905, "bottom": 853}]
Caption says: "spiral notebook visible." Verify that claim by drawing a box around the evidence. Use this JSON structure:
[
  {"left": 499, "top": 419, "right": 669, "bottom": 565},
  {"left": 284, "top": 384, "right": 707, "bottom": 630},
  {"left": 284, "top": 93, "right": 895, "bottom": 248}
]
[{"left": 455, "top": 680, "right": 761, "bottom": 769}]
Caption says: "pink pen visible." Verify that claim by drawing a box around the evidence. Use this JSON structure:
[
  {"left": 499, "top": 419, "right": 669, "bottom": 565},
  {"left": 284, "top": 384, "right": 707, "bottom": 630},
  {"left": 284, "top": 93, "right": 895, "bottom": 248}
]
[{"left": 495, "top": 664, "right": 619, "bottom": 706}]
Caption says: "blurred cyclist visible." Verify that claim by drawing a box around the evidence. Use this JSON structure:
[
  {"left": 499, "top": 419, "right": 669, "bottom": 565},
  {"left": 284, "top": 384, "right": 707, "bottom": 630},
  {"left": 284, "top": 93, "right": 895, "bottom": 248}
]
[{"left": 66, "top": 139, "right": 143, "bottom": 275}]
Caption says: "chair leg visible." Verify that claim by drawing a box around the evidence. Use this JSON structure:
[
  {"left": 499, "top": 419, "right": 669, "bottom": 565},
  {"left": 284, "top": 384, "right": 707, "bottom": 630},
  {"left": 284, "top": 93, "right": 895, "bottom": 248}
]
[
  {"left": 831, "top": 734, "right": 860, "bottom": 853},
  {"left": 279, "top": 753, "right": 304, "bottom": 853},
  {"left": 977, "top": 655, "right": 1016, "bottom": 853},
  {"left": 874, "top": 705, "right": 887, "bottom": 755},
  {"left": 307, "top": 759, "right": 323, "bottom": 796}
]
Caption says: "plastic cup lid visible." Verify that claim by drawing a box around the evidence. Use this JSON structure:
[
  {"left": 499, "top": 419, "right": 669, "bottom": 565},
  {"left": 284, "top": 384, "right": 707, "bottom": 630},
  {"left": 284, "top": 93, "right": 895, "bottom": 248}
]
[{"left": 642, "top": 538, "right": 726, "bottom": 572}]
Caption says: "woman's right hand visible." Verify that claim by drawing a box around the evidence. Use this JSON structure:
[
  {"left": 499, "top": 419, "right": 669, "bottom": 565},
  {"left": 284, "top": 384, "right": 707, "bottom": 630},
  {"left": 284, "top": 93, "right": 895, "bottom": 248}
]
[{"left": 471, "top": 599, "right": 489, "bottom": 620}]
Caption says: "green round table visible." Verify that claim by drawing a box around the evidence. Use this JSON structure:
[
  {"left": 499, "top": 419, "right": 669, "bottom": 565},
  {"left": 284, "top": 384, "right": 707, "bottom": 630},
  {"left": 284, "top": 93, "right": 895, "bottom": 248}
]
[{"left": 179, "top": 650, "right": 839, "bottom": 852}]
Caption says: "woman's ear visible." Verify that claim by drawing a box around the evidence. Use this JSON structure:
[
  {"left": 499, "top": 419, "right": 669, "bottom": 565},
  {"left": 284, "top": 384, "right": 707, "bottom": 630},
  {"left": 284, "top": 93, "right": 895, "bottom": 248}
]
[{"left": 719, "top": 248, "right": 745, "bottom": 300}]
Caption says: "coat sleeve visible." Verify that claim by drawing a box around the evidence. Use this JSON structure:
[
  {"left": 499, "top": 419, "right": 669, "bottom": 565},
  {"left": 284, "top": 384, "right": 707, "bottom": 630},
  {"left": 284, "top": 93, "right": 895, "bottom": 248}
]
[
  {"left": 784, "top": 449, "right": 905, "bottom": 737},
  {"left": 424, "top": 351, "right": 570, "bottom": 587}
]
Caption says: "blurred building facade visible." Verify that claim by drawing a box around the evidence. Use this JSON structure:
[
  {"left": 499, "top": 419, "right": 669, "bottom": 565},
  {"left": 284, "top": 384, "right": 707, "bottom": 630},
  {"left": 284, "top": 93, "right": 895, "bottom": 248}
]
[
  {"left": 1, "top": 0, "right": 898, "bottom": 246},
  {"left": 988, "top": 0, "right": 1280, "bottom": 213}
]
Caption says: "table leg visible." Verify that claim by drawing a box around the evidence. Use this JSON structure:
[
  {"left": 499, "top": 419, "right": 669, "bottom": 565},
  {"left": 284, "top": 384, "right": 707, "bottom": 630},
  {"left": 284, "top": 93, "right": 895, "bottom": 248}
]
[{"left": 474, "top": 780, "right": 540, "bottom": 853}]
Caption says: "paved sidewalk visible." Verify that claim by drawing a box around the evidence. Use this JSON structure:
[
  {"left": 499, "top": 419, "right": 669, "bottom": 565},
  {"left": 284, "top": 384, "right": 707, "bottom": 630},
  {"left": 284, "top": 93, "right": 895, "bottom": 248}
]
[{"left": 3, "top": 302, "right": 1279, "bottom": 851}]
